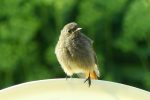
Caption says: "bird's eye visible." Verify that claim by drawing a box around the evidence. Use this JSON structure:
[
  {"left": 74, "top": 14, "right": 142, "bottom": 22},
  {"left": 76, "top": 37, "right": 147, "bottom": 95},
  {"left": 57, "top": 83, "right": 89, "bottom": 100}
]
[{"left": 68, "top": 29, "right": 72, "bottom": 33}]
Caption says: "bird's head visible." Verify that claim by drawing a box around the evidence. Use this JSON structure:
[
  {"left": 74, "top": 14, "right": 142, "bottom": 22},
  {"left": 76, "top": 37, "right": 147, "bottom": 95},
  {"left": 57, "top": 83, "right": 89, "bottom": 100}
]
[{"left": 61, "top": 22, "right": 82, "bottom": 35}]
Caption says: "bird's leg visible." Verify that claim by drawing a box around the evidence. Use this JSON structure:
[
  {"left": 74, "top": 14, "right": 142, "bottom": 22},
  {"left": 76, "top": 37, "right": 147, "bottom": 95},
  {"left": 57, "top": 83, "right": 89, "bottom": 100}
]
[
  {"left": 66, "top": 75, "right": 73, "bottom": 80},
  {"left": 66, "top": 75, "right": 69, "bottom": 80},
  {"left": 84, "top": 73, "right": 91, "bottom": 87}
]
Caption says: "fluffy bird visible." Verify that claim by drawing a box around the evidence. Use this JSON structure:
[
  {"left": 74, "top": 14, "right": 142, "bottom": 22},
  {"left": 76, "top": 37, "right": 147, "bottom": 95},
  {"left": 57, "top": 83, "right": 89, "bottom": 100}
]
[{"left": 55, "top": 22, "right": 100, "bottom": 86}]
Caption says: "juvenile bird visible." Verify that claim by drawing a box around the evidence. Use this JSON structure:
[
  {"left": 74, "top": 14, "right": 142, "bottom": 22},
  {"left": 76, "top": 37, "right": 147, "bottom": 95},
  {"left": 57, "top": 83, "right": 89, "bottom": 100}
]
[{"left": 55, "top": 22, "right": 100, "bottom": 86}]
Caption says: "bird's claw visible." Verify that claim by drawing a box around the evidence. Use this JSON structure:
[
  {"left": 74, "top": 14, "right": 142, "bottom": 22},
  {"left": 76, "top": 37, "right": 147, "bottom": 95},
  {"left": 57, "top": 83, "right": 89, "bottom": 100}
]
[{"left": 84, "top": 74, "right": 91, "bottom": 87}]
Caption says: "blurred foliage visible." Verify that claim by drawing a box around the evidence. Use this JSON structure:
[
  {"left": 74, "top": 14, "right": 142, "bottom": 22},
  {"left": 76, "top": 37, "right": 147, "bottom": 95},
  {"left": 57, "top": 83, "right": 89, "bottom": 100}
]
[{"left": 0, "top": 0, "right": 150, "bottom": 91}]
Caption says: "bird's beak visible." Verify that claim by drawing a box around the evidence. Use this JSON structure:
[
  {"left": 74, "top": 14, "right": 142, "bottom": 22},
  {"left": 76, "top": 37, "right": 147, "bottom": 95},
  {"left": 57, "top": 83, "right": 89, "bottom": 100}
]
[{"left": 75, "top": 28, "right": 82, "bottom": 32}]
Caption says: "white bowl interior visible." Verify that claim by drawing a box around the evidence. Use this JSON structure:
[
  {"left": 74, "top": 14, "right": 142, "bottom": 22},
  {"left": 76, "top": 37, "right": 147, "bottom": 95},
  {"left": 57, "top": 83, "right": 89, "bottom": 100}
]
[{"left": 0, "top": 79, "right": 150, "bottom": 100}]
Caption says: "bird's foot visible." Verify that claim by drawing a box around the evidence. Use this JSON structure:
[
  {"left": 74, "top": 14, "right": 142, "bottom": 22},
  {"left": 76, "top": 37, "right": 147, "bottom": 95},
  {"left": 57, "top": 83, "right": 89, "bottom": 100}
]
[
  {"left": 84, "top": 73, "right": 91, "bottom": 87},
  {"left": 66, "top": 75, "right": 72, "bottom": 80},
  {"left": 66, "top": 76, "right": 69, "bottom": 80}
]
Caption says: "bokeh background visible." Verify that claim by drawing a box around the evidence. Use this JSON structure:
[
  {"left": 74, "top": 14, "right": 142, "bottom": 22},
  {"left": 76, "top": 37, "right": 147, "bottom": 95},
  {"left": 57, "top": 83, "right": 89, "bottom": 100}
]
[{"left": 0, "top": 0, "right": 150, "bottom": 91}]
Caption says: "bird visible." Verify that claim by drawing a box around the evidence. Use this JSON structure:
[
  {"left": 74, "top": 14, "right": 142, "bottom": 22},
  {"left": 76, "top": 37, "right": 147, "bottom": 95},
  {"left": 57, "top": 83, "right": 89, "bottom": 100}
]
[{"left": 55, "top": 22, "right": 100, "bottom": 87}]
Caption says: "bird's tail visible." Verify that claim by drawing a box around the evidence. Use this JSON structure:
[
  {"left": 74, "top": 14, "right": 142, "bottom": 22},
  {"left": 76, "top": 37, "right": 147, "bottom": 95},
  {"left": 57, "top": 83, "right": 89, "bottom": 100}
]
[
  {"left": 77, "top": 71, "right": 98, "bottom": 79},
  {"left": 90, "top": 71, "right": 98, "bottom": 79},
  {"left": 85, "top": 71, "right": 98, "bottom": 79},
  {"left": 77, "top": 65, "right": 100, "bottom": 79}
]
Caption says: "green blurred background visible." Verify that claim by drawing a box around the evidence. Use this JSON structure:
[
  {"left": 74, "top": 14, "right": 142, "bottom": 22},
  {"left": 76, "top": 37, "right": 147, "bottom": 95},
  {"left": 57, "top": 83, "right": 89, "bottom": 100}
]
[{"left": 0, "top": 0, "right": 150, "bottom": 91}]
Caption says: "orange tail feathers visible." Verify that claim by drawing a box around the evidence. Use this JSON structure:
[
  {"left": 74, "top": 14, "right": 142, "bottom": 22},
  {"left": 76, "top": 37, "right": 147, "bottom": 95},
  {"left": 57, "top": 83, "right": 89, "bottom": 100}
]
[{"left": 85, "top": 71, "right": 98, "bottom": 79}]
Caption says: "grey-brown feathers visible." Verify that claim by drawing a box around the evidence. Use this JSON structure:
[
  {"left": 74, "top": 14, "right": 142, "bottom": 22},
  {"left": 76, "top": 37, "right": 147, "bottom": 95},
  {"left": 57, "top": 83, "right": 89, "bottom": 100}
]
[{"left": 55, "top": 22, "right": 99, "bottom": 77}]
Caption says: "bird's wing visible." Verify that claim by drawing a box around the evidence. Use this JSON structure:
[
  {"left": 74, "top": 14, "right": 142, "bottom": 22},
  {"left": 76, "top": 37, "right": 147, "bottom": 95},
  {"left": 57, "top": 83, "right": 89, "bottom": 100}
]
[
  {"left": 80, "top": 33, "right": 97, "bottom": 63},
  {"left": 80, "top": 33, "right": 100, "bottom": 77},
  {"left": 80, "top": 33, "right": 93, "bottom": 45}
]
